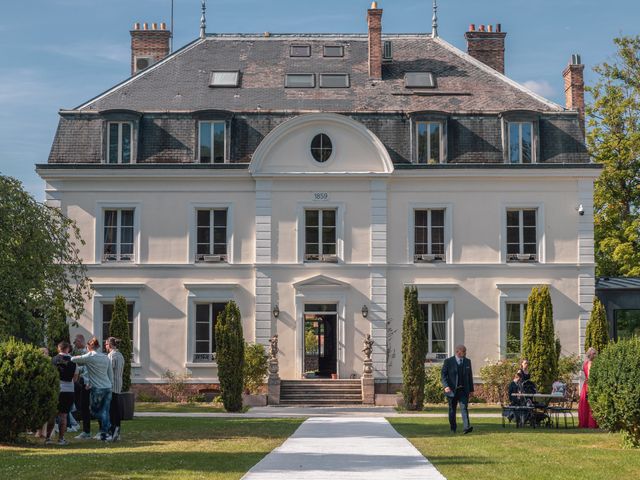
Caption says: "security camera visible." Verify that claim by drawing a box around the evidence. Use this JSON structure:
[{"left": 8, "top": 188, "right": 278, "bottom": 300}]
[{"left": 578, "top": 204, "right": 585, "bottom": 216}]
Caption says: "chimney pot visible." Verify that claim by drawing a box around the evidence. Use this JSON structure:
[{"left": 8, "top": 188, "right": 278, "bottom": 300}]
[
  {"left": 160, "top": 22, "right": 166, "bottom": 30},
  {"left": 469, "top": 24, "right": 476, "bottom": 32},
  {"left": 488, "top": 25, "right": 493, "bottom": 32},
  {"left": 143, "top": 22, "right": 148, "bottom": 30},
  {"left": 464, "top": 23, "right": 507, "bottom": 74},
  {"left": 134, "top": 22, "right": 140, "bottom": 30},
  {"left": 151, "top": 22, "right": 158, "bottom": 30},
  {"left": 496, "top": 23, "right": 502, "bottom": 33},
  {"left": 371, "top": 1, "right": 378, "bottom": 8},
  {"left": 479, "top": 24, "right": 485, "bottom": 32}
]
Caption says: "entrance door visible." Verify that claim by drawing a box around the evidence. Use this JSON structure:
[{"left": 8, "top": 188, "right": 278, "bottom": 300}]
[{"left": 303, "top": 304, "right": 338, "bottom": 378}]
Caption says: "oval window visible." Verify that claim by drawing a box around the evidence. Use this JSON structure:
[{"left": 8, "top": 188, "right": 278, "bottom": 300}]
[{"left": 310, "top": 134, "right": 333, "bottom": 163}]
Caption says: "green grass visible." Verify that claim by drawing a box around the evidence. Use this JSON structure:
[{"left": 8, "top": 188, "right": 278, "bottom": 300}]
[
  {"left": 389, "top": 417, "right": 640, "bottom": 480},
  {"left": 0, "top": 417, "right": 303, "bottom": 480},
  {"left": 135, "top": 402, "right": 231, "bottom": 413},
  {"left": 396, "top": 404, "right": 504, "bottom": 414}
]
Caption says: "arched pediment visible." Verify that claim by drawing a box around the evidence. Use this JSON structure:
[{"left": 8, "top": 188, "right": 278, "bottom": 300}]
[{"left": 249, "top": 113, "right": 394, "bottom": 176}]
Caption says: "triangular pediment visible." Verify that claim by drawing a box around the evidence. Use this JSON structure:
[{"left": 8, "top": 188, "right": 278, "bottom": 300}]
[{"left": 293, "top": 274, "right": 351, "bottom": 289}]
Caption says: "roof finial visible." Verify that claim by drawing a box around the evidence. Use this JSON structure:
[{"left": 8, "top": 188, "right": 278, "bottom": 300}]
[
  {"left": 431, "top": 0, "right": 438, "bottom": 38},
  {"left": 200, "top": 0, "right": 206, "bottom": 39}
]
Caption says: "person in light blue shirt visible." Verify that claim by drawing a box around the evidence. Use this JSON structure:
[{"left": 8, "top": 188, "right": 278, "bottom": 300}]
[{"left": 71, "top": 337, "right": 113, "bottom": 441}]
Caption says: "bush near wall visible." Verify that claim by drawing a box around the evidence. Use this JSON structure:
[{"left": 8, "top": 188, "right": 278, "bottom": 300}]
[
  {"left": 243, "top": 343, "right": 268, "bottom": 395},
  {"left": 423, "top": 364, "right": 446, "bottom": 404},
  {"left": 589, "top": 337, "right": 640, "bottom": 448},
  {"left": 479, "top": 359, "right": 519, "bottom": 404},
  {"left": 0, "top": 338, "right": 58, "bottom": 442}
]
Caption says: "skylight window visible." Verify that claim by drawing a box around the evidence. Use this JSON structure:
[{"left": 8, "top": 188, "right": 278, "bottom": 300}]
[
  {"left": 319, "top": 74, "right": 350, "bottom": 88},
  {"left": 209, "top": 71, "right": 240, "bottom": 88},
  {"left": 404, "top": 72, "right": 436, "bottom": 88},
  {"left": 285, "top": 74, "right": 315, "bottom": 88},
  {"left": 323, "top": 45, "right": 344, "bottom": 57},
  {"left": 290, "top": 45, "right": 311, "bottom": 57}
]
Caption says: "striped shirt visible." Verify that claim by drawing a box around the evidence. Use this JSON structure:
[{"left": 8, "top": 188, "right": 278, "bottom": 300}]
[{"left": 109, "top": 349, "right": 125, "bottom": 394}]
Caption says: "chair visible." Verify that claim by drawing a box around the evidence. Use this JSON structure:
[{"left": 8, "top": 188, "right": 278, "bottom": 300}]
[
  {"left": 502, "top": 404, "right": 535, "bottom": 428},
  {"left": 546, "top": 397, "right": 575, "bottom": 429}
]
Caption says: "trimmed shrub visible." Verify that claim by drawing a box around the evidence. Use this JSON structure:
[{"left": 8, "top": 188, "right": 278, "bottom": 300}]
[
  {"left": 423, "top": 365, "right": 446, "bottom": 404},
  {"left": 215, "top": 301, "right": 245, "bottom": 412},
  {"left": 162, "top": 369, "right": 192, "bottom": 403},
  {"left": 522, "top": 286, "right": 557, "bottom": 392},
  {"left": 0, "top": 338, "right": 58, "bottom": 442},
  {"left": 109, "top": 295, "right": 132, "bottom": 392},
  {"left": 589, "top": 337, "right": 640, "bottom": 448},
  {"left": 243, "top": 342, "right": 268, "bottom": 394},
  {"left": 46, "top": 293, "right": 70, "bottom": 354},
  {"left": 585, "top": 298, "right": 610, "bottom": 354},
  {"left": 479, "top": 359, "right": 518, "bottom": 404},
  {"left": 402, "top": 286, "right": 427, "bottom": 410}
]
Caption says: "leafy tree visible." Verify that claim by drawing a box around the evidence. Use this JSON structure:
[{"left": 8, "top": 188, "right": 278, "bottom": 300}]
[
  {"left": 215, "top": 301, "right": 244, "bottom": 412},
  {"left": 0, "top": 176, "right": 91, "bottom": 344},
  {"left": 587, "top": 36, "right": 640, "bottom": 277},
  {"left": 401, "top": 286, "right": 427, "bottom": 410},
  {"left": 109, "top": 295, "right": 132, "bottom": 392},
  {"left": 585, "top": 297, "right": 610, "bottom": 353},
  {"left": 45, "top": 293, "right": 70, "bottom": 354},
  {"left": 522, "top": 286, "right": 558, "bottom": 392}
]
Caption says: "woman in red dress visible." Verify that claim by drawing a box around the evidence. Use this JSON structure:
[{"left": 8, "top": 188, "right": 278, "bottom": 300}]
[{"left": 578, "top": 347, "right": 598, "bottom": 428}]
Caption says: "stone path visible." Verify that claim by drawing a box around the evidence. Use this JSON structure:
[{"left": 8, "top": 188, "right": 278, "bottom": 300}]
[{"left": 241, "top": 416, "right": 447, "bottom": 480}]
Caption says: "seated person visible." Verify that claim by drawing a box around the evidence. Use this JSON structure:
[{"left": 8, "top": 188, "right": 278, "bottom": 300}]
[
  {"left": 551, "top": 381, "right": 566, "bottom": 396},
  {"left": 508, "top": 371, "right": 525, "bottom": 405}
]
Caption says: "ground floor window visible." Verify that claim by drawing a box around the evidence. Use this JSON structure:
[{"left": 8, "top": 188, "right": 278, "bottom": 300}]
[
  {"left": 506, "top": 302, "right": 527, "bottom": 358},
  {"left": 420, "top": 303, "right": 448, "bottom": 360},
  {"left": 614, "top": 309, "right": 640, "bottom": 340},
  {"left": 101, "top": 302, "right": 134, "bottom": 349},
  {"left": 194, "top": 302, "right": 228, "bottom": 363}
]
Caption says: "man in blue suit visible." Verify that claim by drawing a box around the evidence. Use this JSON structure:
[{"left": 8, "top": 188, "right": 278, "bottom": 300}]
[{"left": 441, "top": 344, "right": 474, "bottom": 434}]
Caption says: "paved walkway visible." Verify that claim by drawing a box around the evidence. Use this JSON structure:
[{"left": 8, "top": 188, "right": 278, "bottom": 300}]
[{"left": 241, "top": 416, "right": 446, "bottom": 480}]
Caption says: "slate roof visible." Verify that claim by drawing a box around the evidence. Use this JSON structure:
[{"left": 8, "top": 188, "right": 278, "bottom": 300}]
[
  {"left": 596, "top": 278, "right": 640, "bottom": 290},
  {"left": 77, "top": 34, "right": 566, "bottom": 114}
]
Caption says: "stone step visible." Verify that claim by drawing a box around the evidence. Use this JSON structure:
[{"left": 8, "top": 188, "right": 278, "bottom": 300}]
[
  {"left": 281, "top": 392, "right": 362, "bottom": 398},
  {"left": 279, "top": 400, "right": 363, "bottom": 406}
]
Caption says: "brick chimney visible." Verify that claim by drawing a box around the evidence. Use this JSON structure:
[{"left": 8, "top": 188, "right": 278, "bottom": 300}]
[
  {"left": 130, "top": 22, "right": 171, "bottom": 76},
  {"left": 464, "top": 24, "right": 507, "bottom": 74},
  {"left": 367, "top": 2, "right": 383, "bottom": 80},
  {"left": 563, "top": 54, "right": 585, "bottom": 134}
]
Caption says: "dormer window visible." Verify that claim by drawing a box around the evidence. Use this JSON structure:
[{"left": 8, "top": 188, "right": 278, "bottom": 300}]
[
  {"left": 209, "top": 71, "right": 240, "bottom": 88},
  {"left": 416, "top": 122, "right": 443, "bottom": 164},
  {"left": 199, "top": 121, "right": 226, "bottom": 163},
  {"left": 405, "top": 72, "right": 435, "bottom": 88},
  {"left": 107, "top": 122, "right": 132, "bottom": 164},
  {"left": 509, "top": 122, "right": 533, "bottom": 163}
]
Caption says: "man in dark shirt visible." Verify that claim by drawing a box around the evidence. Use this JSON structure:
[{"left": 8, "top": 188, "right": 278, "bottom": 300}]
[
  {"left": 46, "top": 341, "right": 77, "bottom": 445},
  {"left": 441, "top": 344, "right": 474, "bottom": 434}
]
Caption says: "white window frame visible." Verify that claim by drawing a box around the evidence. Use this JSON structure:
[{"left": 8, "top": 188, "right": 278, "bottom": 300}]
[
  {"left": 297, "top": 203, "right": 345, "bottom": 264},
  {"left": 188, "top": 203, "right": 234, "bottom": 264},
  {"left": 92, "top": 283, "right": 144, "bottom": 366},
  {"left": 184, "top": 283, "right": 238, "bottom": 368},
  {"left": 421, "top": 302, "right": 449, "bottom": 360},
  {"left": 408, "top": 203, "right": 453, "bottom": 264},
  {"left": 411, "top": 283, "right": 458, "bottom": 361},
  {"left": 95, "top": 203, "right": 141, "bottom": 265},
  {"left": 198, "top": 120, "right": 227, "bottom": 164},
  {"left": 192, "top": 302, "right": 228, "bottom": 363},
  {"left": 508, "top": 121, "right": 535, "bottom": 164},
  {"left": 106, "top": 121, "right": 133, "bottom": 164},
  {"left": 505, "top": 302, "right": 526, "bottom": 359},
  {"left": 501, "top": 203, "right": 545, "bottom": 264},
  {"left": 415, "top": 121, "right": 444, "bottom": 164},
  {"left": 497, "top": 283, "right": 545, "bottom": 359}
]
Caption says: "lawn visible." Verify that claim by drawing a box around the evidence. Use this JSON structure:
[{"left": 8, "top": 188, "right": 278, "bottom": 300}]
[
  {"left": 0, "top": 417, "right": 304, "bottom": 480},
  {"left": 397, "top": 404, "right": 505, "bottom": 414},
  {"left": 135, "top": 402, "right": 230, "bottom": 413},
  {"left": 389, "top": 417, "right": 639, "bottom": 480}
]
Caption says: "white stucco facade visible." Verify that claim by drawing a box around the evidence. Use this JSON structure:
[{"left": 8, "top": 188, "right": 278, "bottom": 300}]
[{"left": 39, "top": 113, "right": 598, "bottom": 385}]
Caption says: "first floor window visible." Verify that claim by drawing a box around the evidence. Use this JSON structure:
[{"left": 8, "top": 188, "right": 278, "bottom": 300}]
[
  {"left": 506, "top": 303, "right": 527, "bottom": 358},
  {"left": 414, "top": 209, "right": 445, "bottom": 262},
  {"left": 304, "top": 209, "right": 337, "bottom": 262},
  {"left": 103, "top": 209, "right": 135, "bottom": 262},
  {"left": 614, "top": 309, "right": 640, "bottom": 340},
  {"left": 102, "top": 302, "right": 134, "bottom": 349},
  {"left": 194, "top": 303, "right": 228, "bottom": 362},
  {"left": 506, "top": 209, "right": 537, "bottom": 262},
  {"left": 196, "top": 209, "right": 228, "bottom": 262},
  {"left": 420, "top": 303, "right": 447, "bottom": 358},
  {"left": 509, "top": 122, "right": 533, "bottom": 164},
  {"left": 108, "top": 122, "right": 132, "bottom": 164},
  {"left": 199, "top": 121, "right": 225, "bottom": 163},
  {"left": 416, "top": 122, "right": 442, "bottom": 164}
]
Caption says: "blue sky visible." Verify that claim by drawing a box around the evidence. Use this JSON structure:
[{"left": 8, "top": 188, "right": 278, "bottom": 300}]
[{"left": 1, "top": 0, "right": 638, "bottom": 199}]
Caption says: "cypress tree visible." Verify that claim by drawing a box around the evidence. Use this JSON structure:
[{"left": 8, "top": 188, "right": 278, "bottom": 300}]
[
  {"left": 522, "top": 287, "right": 540, "bottom": 363},
  {"left": 46, "top": 293, "right": 70, "bottom": 353},
  {"left": 585, "top": 297, "right": 610, "bottom": 354},
  {"left": 110, "top": 295, "right": 132, "bottom": 392},
  {"left": 215, "top": 301, "right": 245, "bottom": 412},
  {"left": 401, "top": 286, "right": 427, "bottom": 410}
]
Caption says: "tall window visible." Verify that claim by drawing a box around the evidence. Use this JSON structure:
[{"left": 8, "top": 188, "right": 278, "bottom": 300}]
[
  {"left": 305, "top": 209, "right": 337, "bottom": 262},
  {"left": 194, "top": 302, "right": 227, "bottom": 362},
  {"left": 103, "top": 209, "right": 134, "bottom": 262},
  {"left": 416, "top": 122, "right": 442, "bottom": 164},
  {"left": 414, "top": 209, "right": 445, "bottom": 262},
  {"left": 506, "top": 209, "right": 537, "bottom": 262},
  {"left": 102, "top": 302, "right": 134, "bottom": 348},
  {"left": 199, "top": 121, "right": 225, "bottom": 163},
  {"left": 108, "top": 122, "right": 132, "bottom": 164},
  {"left": 196, "top": 209, "right": 228, "bottom": 262},
  {"left": 509, "top": 122, "right": 533, "bottom": 164},
  {"left": 506, "top": 303, "right": 526, "bottom": 358},
  {"left": 421, "top": 303, "right": 448, "bottom": 359}
]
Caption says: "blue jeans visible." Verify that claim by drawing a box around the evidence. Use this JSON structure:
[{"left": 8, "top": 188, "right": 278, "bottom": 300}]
[
  {"left": 448, "top": 390, "right": 471, "bottom": 432},
  {"left": 90, "top": 388, "right": 112, "bottom": 436}
]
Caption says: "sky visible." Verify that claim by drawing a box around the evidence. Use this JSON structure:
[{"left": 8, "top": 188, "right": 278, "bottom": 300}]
[{"left": 0, "top": 0, "right": 638, "bottom": 199}]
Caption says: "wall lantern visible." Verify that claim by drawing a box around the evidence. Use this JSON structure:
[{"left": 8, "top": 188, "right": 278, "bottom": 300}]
[
  {"left": 361, "top": 305, "right": 369, "bottom": 318},
  {"left": 272, "top": 304, "right": 280, "bottom": 318}
]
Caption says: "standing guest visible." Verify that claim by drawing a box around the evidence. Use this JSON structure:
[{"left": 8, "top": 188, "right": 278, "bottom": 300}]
[
  {"left": 517, "top": 358, "right": 531, "bottom": 383},
  {"left": 578, "top": 347, "right": 599, "bottom": 429},
  {"left": 72, "top": 334, "right": 92, "bottom": 439},
  {"left": 71, "top": 337, "right": 113, "bottom": 441},
  {"left": 105, "top": 337, "right": 124, "bottom": 441},
  {"left": 45, "top": 341, "right": 77, "bottom": 446},
  {"left": 441, "top": 344, "right": 474, "bottom": 434}
]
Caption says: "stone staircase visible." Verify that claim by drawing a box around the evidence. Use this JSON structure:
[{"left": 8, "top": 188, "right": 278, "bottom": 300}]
[{"left": 279, "top": 379, "right": 363, "bottom": 406}]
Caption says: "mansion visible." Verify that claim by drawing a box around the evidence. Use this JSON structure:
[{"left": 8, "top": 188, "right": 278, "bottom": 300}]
[{"left": 37, "top": 4, "right": 599, "bottom": 391}]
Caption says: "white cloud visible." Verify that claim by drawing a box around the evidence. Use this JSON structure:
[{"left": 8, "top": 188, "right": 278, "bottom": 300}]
[{"left": 522, "top": 80, "right": 556, "bottom": 98}]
